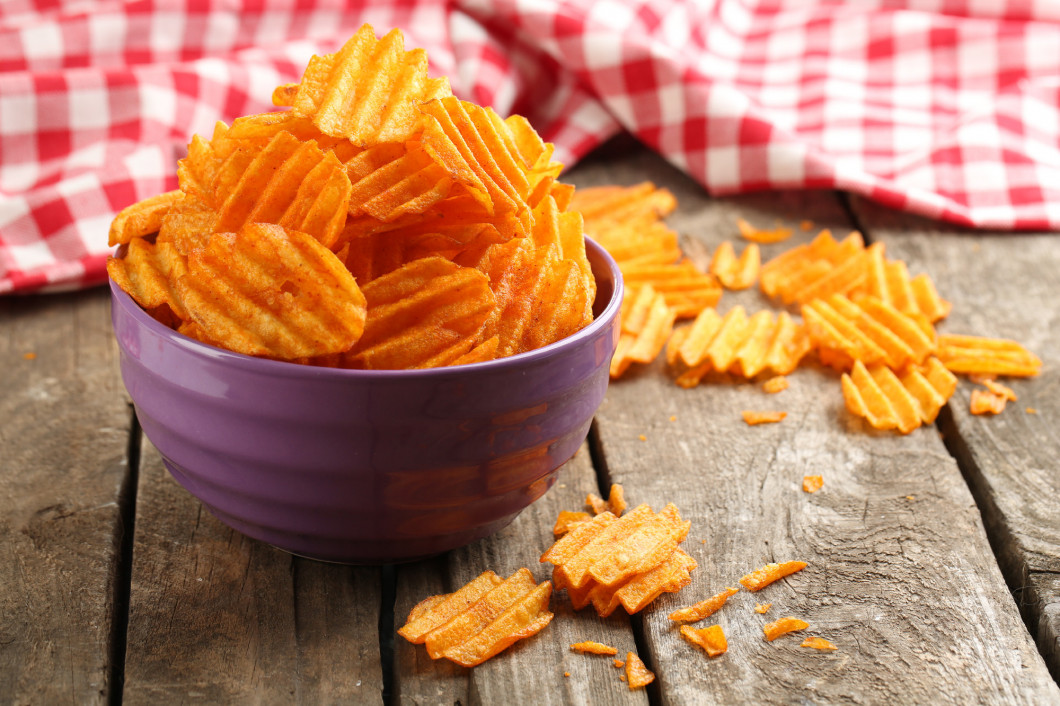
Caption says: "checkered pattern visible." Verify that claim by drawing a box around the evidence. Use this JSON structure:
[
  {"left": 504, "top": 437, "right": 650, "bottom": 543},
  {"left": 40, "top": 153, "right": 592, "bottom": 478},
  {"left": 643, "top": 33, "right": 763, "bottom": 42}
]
[{"left": 3, "top": 1, "right": 1059, "bottom": 293}]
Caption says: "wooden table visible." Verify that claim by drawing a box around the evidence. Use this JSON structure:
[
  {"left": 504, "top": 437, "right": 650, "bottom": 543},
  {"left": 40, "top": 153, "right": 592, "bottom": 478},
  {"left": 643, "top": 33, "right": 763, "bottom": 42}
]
[{"left": 3, "top": 144, "right": 1059, "bottom": 704}]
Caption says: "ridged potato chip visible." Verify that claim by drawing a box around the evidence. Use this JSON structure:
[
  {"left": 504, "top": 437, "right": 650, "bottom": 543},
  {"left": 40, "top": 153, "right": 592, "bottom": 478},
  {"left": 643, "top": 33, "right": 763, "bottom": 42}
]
[
  {"left": 399, "top": 568, "right": 553, "bottom": 668},
  {"left": 178, "top": 223, "right": 367, "bottom": 359},
  {"left": 681, "top": 624, "right": 728, "bottom": 658},
  {"left": 710, "top": 241, "right": 760, "bottom": 290},
  {"left": 106, "top": 238, "right": 189, "bottom": 321},
  {"left": 108, "top": 190, "right": 183, "bottom": 247},
  {"left": 935, "top": 334, "right": 1042, "bottom": 377},
  {"left": 345, "top": 256, "right": 495, "bottom": 370},
  {"left": 841, "top": 357, "right": 957, "bottom": 433},
  {"left": 287, "top": 24, "right": 451, "bottom": 145}
]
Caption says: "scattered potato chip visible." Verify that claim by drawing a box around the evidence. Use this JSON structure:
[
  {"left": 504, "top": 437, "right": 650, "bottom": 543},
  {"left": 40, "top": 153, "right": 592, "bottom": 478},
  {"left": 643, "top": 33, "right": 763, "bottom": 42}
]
[
  {"left": 802, "top": 475, "right": 824, "bottom": 493},
  {"left": 738, "top": 217, "right": 792, "bottom": 244},
  {"left": 739, "top": 561, "right": 807, "bottom": 592},
  {"left": 610, "top": 285, "right": 677, "bottom": 379},
  {"left": 586, "top": 484, "right": 627, "bottom": 516},
  {"left": 743, "top": 410, "right": 787, "bottom": 425},
  {"left": 801, "top": 636, "right": 838, "bottom": 651},
  {"left": 841, "top": 358, "right": 957, "bottom": 433},
  {"left": 760, "top": 230, "right": 865, "bottom": 304},
  {"left": 710, "top": 241, "right": 760, "bottom": 290},
  {"left": 977, "top": 377, "right": 1017, "bottom": 401},
  {"left": 399, "top": 568, "right": 552, "bottom": 667},
  {"left": 554, "top": 511, "right": 593, "bottom": 537},
  {"left": 571, "top": 182, "right": 677, "bottom": 225},
  {"left": 755, "top": 603, "right": 772, "bottom": 614},
  {"left": 971, "top": 389, "right": 1008, "bottom": 415},
  {"left": 680, "top": 624, "right": 728, "bottom": 658},
  {"left": 763, "top": 617, "right": 810, "bottom": 641},
  {"left": 624, "top": 652, "right": 655, "bottom": 690},
  {"left": 570, "top": 641, "right": 618, "bottom": 656},
  {"left": 613, "top": 658, "right": 624, "bottom": 668},
  {"left": 668, "top": 586, "right": 739, "bottom": 623},
  {"left": 620, "top": 261, "right": 722, "bottom": 318},
  {"left": 763, "top": 375, "right": 789, "bottom": 394},
  {"left": 936, "top": 334, "right": 1042, "bottom": 377}
]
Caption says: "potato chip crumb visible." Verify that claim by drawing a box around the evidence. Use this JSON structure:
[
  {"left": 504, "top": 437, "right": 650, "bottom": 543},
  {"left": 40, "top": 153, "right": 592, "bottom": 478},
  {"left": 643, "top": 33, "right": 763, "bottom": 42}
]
[
  {"left": 564, "top": 671, "right": 571, "bottom": 677},
  {"left": 570, "top": 641, "right": 618, "bottom": 656},
  {"left": 971, "top": 389, "right": 1007, "bottom": 415},
  {"left": 754, "top": 602, "right": 771, "bottom": 614},
  {"left": 801, "top": 636, "right": 837, "bottom": 651},
  {"left": 1026, "top": 407, "right": 1038, "bottom": 414},
  {"left": 638, "top": 434, "right": 647, "bottom": 441},
  {"left": 680, "top": 624, "right": 728, "bottom": 658},
  {"left": 606, "top": 484, "right": 627, "bottom": 516},
  {"left": 740, "top": 561, "right": 807, "bottom": 591},
  {"left": 669, "top": 587, "right": 739, "bottom": 622},
  {"left": 905, "top": 495, "right": 915, "bottom": 500},
  {"left": 762, "top": 376, "right": 789, "bottom": 394},
  {"left": 586, "top": 492, "right": 609, "bottom": 515},
  {"left": 738, "top": 218, "right": 793, "bottom": 244},
  {"left": 763, "top": 616, "right": 810, "bottom": 641},
  {"left": 23, "top": 352, "right": 36, "bottom": 360},
  {"left": 743, "top": 410, "right": 787, "bottom": 425},
  {"left": 558, "top": 484, "right": 567, "bottom": 489},
  {"left": 981, "top": 378, "right": 1017, "bottom": 401},
  {"left": 613, "top": 658, "right": 624, "bottom": 668},
  {"left": 625, "top": 652, "right": 655, "bottom": 689},
  {"left": 669, "top": 415, "right": 677, "bottom": 422},
  {"left": 802, "top": 475, "right": 823, "bottom": 493},
  {"left": 620, "top": 675, "right": 626, "bottom": 682},
  {"left": 800, "top": 220, "right": 813, "bottom": 231}
]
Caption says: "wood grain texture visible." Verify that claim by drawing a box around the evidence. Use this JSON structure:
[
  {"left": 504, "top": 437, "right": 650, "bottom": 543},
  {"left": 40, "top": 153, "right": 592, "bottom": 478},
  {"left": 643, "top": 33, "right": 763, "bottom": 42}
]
[
  {"left": 566, "top": 149, "right": 1059, "bottom": 704},
  {"left": 123, "top": 438, "right": 384, "bottom": 704},
  {"left": 392, "top": 445, "right": 648, "bottom": 706},
  {"left": 848, "top": 197, "right": 1060, "bottom": 679},
  {"left": 0, "top": 289, "right": 130, "bottom": 704}
]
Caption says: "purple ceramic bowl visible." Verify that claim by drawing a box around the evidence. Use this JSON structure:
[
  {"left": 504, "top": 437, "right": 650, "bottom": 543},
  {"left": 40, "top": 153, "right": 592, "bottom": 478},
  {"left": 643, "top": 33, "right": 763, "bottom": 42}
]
[{"left": 110, "top": 239, "right": 622, "bottom": 564}]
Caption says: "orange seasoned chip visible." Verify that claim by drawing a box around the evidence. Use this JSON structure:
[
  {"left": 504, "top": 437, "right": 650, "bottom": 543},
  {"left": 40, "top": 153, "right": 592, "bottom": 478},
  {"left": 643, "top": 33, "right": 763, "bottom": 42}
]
[
  {"left": 620, "top": 261, "right": 721, "bottom": 318},
  {"left": 107, "top": 238, "right": 189, "bottom": 322},
  {"left": 624, "top": 652, "right": 655, "bottom": 690},
  {"left": 754, "top": 603, "right": 772, "bottom": 614},
  {"left": 801, "top": 636, "right": 838, "bottom": 651},
  {"left": 669, "top": 586, "right": 739, "bottom": 623},
  {"left": 415, "top": 568, "right": 553, "bottom": 667},
  {"left": 763, "top": 616, "right": 810, "bottom": 641},
  {"left": 842, "top": 359, "right": 956, "bottom": 433},
  {"left": 178, "top": 224, "right": 366, "bottom": 359},
  {"left": 680, "top": 624, "right": 728, "bottom": 658},
  {"left": 588, "top": 548, "right": 697, "bottom": 617},
  {"left": 108, "top": 190, "right": 182, "bottom": 246},
  {"left": 971, "top": 389, "right": 1007, "bottom": 415},
  {"left": 554, "top": 510, "right": 593, "bottom": 536},
  {"left": 587, "top": 483, "right": 627, "bottom": 517},
  {"left": 345, "top": 257, "right": 494, "bottom": 370},
  {"left": 570, "top": 641, "right": 618, "bottom": 656},
  {"left": 739, "top": 561, "right": 807, "bottom": 592},
  {"left": 976, "top": 377, "right": 1017, "bottom": 401},
  {"left": 737, "top": 217, "right": 792, "bottom": 244},
  {"left": 571, "top": 182, "right": 677, "bottom": 225},
  {"left": 936, "top": 334, "right": 1042, "bottom": 377},
  {"left": 287, "top": 24, "right": 451, "bottom": 146},
  {"left": 397, "top": 570, "right": 502, "bottom": 643},
  {"left": 742, "top": 410, "right": 787, "bottom": 425},
  {"left": 586, "top": 506, "right": 690, "bottom": 588},
  {"left": 763, "top": 375, "right": 789, "bottom": 394},
  {"left": 802, "top": 475, "right": 823, "bottom": 493},
  {"left": 710, "top": 241, "right": 760, "bottom": 290},
  {"left": 610, "top": 285, "right": 676, "bottom": 379}
]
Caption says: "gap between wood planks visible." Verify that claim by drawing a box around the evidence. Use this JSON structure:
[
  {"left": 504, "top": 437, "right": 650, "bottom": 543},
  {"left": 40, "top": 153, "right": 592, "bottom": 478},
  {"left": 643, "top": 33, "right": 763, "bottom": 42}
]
[
  {"left": 840, "top": 194, "right": 1060, "bottom": 685},
  {"left": 107, "top": 405, "right": 141, "bottom": 706}
]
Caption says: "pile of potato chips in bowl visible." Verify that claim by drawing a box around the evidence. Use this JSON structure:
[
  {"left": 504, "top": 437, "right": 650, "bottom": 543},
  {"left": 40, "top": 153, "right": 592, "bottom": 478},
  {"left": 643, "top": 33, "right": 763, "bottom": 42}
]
[{"left": 107, "top": 24, "right": 622, "bottom": 563}]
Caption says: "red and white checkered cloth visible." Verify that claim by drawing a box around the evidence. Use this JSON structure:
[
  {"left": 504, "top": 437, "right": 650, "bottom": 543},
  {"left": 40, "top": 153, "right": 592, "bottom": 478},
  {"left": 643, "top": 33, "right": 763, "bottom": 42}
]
[{"left": 3, "top": 0, "right": 1059, "bottom": 293}]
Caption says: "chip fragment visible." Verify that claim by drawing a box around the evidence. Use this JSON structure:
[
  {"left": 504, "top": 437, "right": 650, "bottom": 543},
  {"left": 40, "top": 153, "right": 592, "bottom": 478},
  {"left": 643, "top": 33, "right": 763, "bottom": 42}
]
[
  {"left": 624, "top": 652, "right": 655, "bottom": 690},
  {"left": 763, "top": 616, "right": 810, "bottom": 641},
  {"left": 742, "top": 410, "right": 787, "bottom": 425},
  {"left": 737, "top": 218, "right": 792, "bottom": 244},
  {"left": 754, "top": 603, "right": 772, "bottom": 614},
  {"left": 801, "top": 636, "right": 838, "bottom": 651},
  {"left": 739, "top": 561, "right": 807, "bottom": 592},
  {"left": 970, "top": 389, "right": 1008, "bottom": 415},
  {"left": 710, "top": 241, "right": 760, "bottom": 290},
  {"left": 570, "top": 641, "right": 618, "bottom": 656},
  {"left": 680, "top": 624, "right": 728, "bottom": 658},
  {"left": 802, "top": 475, "right": 823, "bottom": 493},
  {"left": 399, "top": 568, "right": 553, "bottom": 667},
  {"left": 668, "top": 586, "right": 740, "bottom": 623}
]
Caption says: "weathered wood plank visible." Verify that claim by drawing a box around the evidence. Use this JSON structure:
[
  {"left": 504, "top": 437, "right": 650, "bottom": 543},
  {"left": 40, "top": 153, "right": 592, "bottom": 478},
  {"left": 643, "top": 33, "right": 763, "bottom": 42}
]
[
  {"left": 123, "top": 438, "right": 384, "bottom": 703},
  {"left": 848, "top": 197, "right": 1060, "bottom": 679},
  {"left": 0, "top": 288, "right": 130, "bottom": 704},
  {"left": 393, "top": 445, "right": 647, "bottom": 705},
  {"left": 566, "top": 149, "right": 1060, "bottom": 703}
]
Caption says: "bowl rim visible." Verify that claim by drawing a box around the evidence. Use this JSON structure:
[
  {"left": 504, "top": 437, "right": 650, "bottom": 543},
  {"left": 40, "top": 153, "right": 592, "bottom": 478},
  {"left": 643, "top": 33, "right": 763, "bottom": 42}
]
[{"left": 111, "top": 237, "right": 624, "bottom": 380}]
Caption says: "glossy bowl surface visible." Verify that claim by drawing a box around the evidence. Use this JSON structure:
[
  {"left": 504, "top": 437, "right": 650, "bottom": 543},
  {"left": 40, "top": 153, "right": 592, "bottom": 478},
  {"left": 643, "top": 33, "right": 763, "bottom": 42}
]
[{"left": 111, "top": 239, "right": 622, "bottom": 563}]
